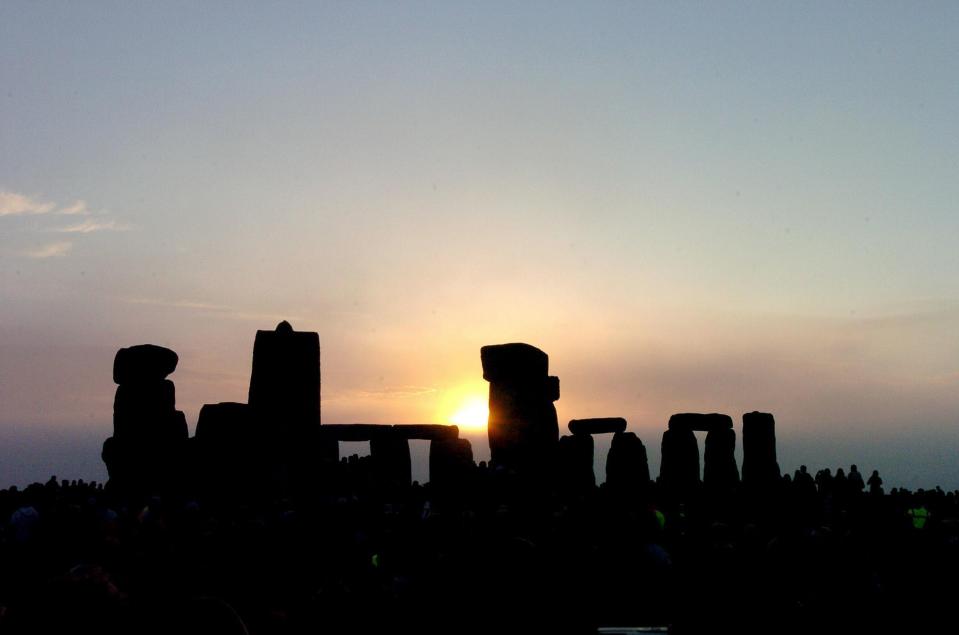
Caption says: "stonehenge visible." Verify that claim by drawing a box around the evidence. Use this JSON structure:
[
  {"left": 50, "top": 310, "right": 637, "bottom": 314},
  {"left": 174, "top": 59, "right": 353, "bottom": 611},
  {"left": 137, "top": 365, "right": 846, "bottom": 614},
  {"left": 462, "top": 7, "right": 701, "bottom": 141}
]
[{"left": 100, "top": 326, "right": 782, "bottom": 503}]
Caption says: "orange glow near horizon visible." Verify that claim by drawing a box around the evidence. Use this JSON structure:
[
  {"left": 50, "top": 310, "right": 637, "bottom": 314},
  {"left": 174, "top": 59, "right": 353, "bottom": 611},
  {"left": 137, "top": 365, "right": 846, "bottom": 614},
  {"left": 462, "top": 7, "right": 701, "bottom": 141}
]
[
  {"left": 449, "top": 396, "right": 489, "bottom": 430},
  {"left": 436, "top": 381, "right": 489, "bottom": 430}
]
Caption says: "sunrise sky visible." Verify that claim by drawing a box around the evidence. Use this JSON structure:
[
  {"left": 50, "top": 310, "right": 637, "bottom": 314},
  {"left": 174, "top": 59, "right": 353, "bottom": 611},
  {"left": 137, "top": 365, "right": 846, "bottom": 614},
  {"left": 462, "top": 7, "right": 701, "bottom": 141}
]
[{"left": 3, "top": 2, "right": 959, "bottom": 488}]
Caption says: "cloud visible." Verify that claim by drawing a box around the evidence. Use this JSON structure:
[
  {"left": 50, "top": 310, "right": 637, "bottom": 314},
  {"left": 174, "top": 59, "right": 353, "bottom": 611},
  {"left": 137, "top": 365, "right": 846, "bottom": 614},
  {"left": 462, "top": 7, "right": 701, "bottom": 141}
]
[
  {"left": 58, "top": 200, "right": 88, "bottom": 215},
  {"left": 24, "top": 241, "right": 73, "bottom": 259},
  {"left": 2, "top": 189, "right": 130, "bottom": 257},
  {"left": 55, "top": 218, "right": 130, "bottom": 233},
  {"left": 353, "top": 386, "right": 438, "bottom": 399},
  {"left": 122, "top": 297, "right": 301, "bottom": 323},
  {"left": 0, "top": 191, "right": 54, "bottom": 216}
]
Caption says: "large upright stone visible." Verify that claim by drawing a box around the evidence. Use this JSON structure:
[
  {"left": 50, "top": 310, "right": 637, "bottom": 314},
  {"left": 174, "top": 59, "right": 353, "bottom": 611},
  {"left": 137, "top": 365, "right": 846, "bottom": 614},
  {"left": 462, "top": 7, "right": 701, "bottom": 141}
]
[
  {"left": 103, "top": 344, "right": 187, "bottom": 494},
  {"left": 481, "top": 343, "right": 559, "bottom": 471},
  {"left": 742, "top": 411, "right": 780, "bottom": 490},
  {"left": 703, "top": 427, "right": 739, "bottom": 491},
  {"left": 605, "top": 431, "right": 650, "bottom": 495},
  {"left": 248, "top": 321, "right": 321, "bottom": 440},
  {"left": 660, "top": 425, "right": 700, "bottom": 497}
]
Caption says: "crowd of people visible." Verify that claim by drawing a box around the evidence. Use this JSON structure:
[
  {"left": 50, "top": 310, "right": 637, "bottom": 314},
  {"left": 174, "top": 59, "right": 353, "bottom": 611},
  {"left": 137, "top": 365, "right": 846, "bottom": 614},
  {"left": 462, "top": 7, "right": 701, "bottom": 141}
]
[{"left": 1, "top": 459, "right": 958, "bottom": 634}]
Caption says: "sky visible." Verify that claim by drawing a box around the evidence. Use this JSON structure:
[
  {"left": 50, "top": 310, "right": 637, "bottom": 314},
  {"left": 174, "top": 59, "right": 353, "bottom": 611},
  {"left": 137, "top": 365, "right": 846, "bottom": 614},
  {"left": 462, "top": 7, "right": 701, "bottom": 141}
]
[{"left": 2, "top": 2, "right": 959, "bottom": 489}]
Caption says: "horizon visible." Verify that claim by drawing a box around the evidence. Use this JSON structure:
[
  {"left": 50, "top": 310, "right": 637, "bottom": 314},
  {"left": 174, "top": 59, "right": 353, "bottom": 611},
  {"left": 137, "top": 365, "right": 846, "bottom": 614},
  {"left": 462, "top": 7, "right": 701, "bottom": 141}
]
[{"left": 3, "top": 3, "right": 959, "bottom": 490}]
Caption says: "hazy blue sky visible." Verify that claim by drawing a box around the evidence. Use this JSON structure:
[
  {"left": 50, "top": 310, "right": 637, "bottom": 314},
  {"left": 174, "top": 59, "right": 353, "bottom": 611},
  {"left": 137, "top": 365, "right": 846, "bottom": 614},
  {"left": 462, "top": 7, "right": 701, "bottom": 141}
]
[{"left": 3, "top": 2, "right": 959, "bottom": 488}]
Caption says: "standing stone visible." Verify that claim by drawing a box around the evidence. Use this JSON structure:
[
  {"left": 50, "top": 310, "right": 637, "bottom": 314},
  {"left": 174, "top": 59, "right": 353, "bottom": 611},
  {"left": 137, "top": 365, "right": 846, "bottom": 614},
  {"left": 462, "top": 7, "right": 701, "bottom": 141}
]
[
  {"left": 557, "top": 434, "right": 595, "bottom": 491},
  {"left": 742, "top": 411, "right": 781, "bottom": 490},
  {"left": 247, "top": 321, "right": 325, "bottom": 486},
  {"left": 481, "top": 343, "right": 559, "bottom": 471},
  {"left": 102, "top": 344, "right": 187, "bottom": 494},
  {"left": 193, "top": 402, "right": 257, "bottom": 493},
  {"left": 660, "top": 423, "right": 700, "bottom": 497},
  {"left": 605, "top": 431, "right": 650, "bottom": 495},
  {"left": 704, "top": 427, "right": 739, "bottom": 491},
  {"left": 248, "top": 320, "right": 321, "bottom": 439}
]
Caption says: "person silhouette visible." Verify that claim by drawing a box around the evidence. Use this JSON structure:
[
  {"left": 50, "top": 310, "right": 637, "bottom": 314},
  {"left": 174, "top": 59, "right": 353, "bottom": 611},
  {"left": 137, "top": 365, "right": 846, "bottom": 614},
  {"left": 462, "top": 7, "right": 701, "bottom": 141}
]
[{"left": 848, "top": 465, "right": 865, "bottom": 494}]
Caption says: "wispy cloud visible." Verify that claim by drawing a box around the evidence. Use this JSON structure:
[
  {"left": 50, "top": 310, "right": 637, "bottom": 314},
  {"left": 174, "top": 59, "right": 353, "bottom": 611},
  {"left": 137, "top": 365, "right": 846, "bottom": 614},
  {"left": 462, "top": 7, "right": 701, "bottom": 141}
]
[
  {"left": 58, "top": 200, "right": 88, "bottom": 215},
  {"left": 0, "top": 191, "right": 55, "bottom": 216},
  {"left": 24, "top": 241, "right": 73, "bottom": 259},
  {"left": 55, "top": 218, "right": 130, "bottom": 233},
  {"left": 353, "top": 386, "right": 438, "bottom": 399},
  {"left": 122, "top": 297, "right": 301, "bottom": 323},
  {"left": 2, "top": 189, "right": 130, "bottom": 257}
]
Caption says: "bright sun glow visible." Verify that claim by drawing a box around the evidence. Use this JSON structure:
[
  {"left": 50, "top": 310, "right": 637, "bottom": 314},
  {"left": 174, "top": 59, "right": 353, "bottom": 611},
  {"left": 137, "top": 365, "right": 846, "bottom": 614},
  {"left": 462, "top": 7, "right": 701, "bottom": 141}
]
[{"left": 449, "top": 396, "right": 489, "bottom": 429}]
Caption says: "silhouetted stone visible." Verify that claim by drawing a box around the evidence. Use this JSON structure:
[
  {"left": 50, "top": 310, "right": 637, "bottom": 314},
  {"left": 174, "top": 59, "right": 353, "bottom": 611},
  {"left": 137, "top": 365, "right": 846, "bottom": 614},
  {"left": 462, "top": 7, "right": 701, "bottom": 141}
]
[
  {"left": 193, "top": 402, "right": 258, "bottom": 495},
  {"left": 392, "top": 424, "right": 459, "bottom": 440},
  {"left": 370, "top": 433, "right": 412, "bottom": 490},
  {"left": 195, "top": 402, "right": 253, "bottom": 443},
  {"left": 482, "top": 342, "right": 559, "bottom": 471},
  {"left": 104, "top": 345, "right": 189, "bottom": 495},
  {"left": 660, "top": 425, "right": 700, "bottom": 497},
  {"left": 429, "top": 437, "right": 474, "bottom": 491},
  {"left": 568, "top": 417, "right": 627, "bottom": 436},
  {"left": 557, "top": 434, "right": 595, "bottom": 490},
  {"left": 248, "top": 321, "right": 321, "bottom": 439},
  {"left": 481, "top": 343, "right": 548, "bottom": 383},
  {"left": 113, "top": 380, "right": 175, "bottom": 417},
  {"left": 606, "top": 431, "right": 650, "bottom": 495},
  {"left": 169, "top": 409, "right": 188, "bottom": 440},
  {"left": 704, "top": 427, "right": 739, "bottom": 490},
  {"left": 113, "top": 344, "right": 178, "bottom": 384},
  {"left": 668, "top": 412, "right": 733, "bottom": 432},
  {"left": 742, "top": 411, "right": 780, "bottom": 490}
]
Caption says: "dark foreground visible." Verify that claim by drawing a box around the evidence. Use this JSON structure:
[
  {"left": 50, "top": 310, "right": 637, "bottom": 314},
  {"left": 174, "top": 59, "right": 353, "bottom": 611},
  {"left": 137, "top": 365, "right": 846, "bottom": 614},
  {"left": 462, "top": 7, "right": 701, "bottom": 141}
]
[{"left": 1, "top": 463, "right": 957, "bottom": 635}]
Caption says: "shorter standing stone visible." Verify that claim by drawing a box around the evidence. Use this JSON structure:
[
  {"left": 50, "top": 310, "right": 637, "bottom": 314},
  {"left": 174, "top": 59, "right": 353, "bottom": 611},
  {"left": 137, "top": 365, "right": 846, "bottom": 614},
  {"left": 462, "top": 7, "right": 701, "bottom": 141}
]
[
  {"left": 660, "top": 426, "right": 700, "bottom": 497},
  {"left": 742, "top": 411, "right": 780, "bottom": 491},
  {"left": 704, "top": 427, "right": 739, "bottom": 490},
  {"left": 606, "top": 432, "right": 650, "bottom": 496},
  {"left": 557, "top": 434, "right": 595, "bottom": 491}
]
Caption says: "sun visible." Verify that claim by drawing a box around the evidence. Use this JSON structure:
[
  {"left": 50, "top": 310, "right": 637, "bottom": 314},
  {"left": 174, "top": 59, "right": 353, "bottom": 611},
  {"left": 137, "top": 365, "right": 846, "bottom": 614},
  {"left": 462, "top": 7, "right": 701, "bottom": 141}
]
[{"left": 449, "top": 395, "right": 489, "bottom": 430}]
